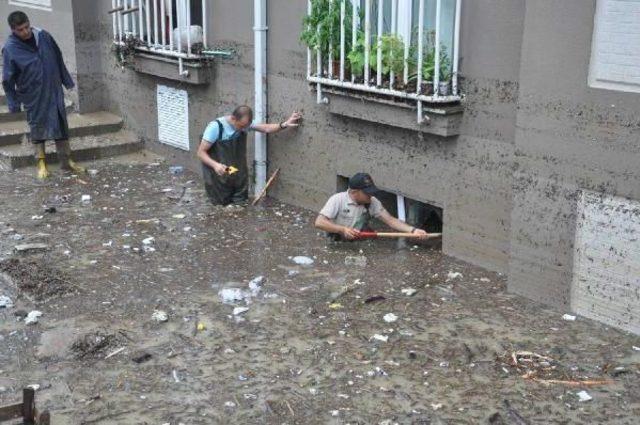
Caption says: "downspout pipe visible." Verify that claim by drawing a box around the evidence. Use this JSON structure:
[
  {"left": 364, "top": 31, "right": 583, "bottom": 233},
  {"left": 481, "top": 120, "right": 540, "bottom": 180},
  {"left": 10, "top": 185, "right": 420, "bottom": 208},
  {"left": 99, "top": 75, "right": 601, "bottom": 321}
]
[{"left": 254, "top": 0, "right": 268, "bottom": 196}]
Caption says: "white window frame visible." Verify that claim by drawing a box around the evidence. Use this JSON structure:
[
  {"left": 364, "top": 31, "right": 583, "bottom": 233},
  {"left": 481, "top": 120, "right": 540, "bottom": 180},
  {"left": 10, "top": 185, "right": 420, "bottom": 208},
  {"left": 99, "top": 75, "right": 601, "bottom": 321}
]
[
  {"left": 306, "top": 0, "right": 462, "bottom": 123},
  {"left": 588, "top": 0, "right": 640, "bottom": 94},
  {"left": 111, "top": 0, "right": 209, "bottom": 60},
  {"left": 8, "top": 0, "right": 52, "bottom": 11}
]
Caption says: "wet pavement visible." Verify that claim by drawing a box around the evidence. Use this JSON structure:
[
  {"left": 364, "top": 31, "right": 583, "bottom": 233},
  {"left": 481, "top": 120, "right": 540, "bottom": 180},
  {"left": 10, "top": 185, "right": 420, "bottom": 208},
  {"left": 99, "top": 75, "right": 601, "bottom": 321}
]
[{"left": 0, "top": 158, "right": 639, "bottom": 424}]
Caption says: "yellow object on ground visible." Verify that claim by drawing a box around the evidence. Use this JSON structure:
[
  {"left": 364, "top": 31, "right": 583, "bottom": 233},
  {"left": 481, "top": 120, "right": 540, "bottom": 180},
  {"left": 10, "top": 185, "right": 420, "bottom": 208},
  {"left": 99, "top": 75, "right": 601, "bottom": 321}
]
[
  {"left": 227, "top": 166, "right": 239, "bottom": 175},
  {"left": 329, "top": 303, "right": 343, "bottom": 310},
  {"left": 197, "top": 322, "right": 206, "bottom": 331}
]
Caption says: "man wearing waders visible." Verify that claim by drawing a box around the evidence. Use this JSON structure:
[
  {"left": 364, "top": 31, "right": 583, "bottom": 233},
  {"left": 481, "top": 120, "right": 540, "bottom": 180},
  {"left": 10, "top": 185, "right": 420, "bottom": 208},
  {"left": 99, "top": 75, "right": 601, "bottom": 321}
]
[
  {"left": 197, "top": 106, "right": 301, "bottom": 205},
  {"left": 2, "top": 11, "right": 85, "bottom": 179}
]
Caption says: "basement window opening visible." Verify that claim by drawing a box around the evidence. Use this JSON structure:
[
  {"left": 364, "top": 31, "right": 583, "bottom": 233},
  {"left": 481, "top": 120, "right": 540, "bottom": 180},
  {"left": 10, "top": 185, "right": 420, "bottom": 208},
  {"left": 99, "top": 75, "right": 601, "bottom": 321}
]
[{"left": 337, "top": 175, "right": 443, "bottom": 237}]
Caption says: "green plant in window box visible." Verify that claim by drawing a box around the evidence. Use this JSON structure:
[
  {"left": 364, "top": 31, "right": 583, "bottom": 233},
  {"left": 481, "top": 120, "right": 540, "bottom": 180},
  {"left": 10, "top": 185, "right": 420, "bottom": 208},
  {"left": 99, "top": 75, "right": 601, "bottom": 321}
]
[{"left": 301, "top": 0, "right": 354, "bottom": 78}]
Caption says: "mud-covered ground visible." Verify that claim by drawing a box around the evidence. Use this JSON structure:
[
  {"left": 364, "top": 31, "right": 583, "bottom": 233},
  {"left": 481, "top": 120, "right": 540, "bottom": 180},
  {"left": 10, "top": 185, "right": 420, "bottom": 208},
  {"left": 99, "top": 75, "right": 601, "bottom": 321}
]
[{"left": 0, "top": 157, "right": 639, "bottom": 424}]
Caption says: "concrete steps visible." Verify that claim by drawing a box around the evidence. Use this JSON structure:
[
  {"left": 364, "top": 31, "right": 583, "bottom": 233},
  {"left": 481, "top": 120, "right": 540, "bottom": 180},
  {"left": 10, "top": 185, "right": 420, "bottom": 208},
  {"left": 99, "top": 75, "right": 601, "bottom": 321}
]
[
  {"left": 0, "top": 130, "right": 144, "bottom": 170},
  {"left": 0, "top": 111, "right": 125, "bottom": 147}
]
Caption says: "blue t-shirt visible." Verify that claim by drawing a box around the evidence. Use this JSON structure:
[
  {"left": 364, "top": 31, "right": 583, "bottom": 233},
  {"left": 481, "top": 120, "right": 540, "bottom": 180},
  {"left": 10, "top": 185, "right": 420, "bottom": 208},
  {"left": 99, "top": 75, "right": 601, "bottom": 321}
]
[{"left": 202, "top": 116, "right": 256, "bottom": 144}]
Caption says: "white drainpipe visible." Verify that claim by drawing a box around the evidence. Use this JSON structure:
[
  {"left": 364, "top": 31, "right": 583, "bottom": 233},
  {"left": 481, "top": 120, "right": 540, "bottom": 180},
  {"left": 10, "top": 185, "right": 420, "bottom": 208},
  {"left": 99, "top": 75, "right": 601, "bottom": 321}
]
[{"left": 254, "top": 0, "right": 268, "bottom": 196}]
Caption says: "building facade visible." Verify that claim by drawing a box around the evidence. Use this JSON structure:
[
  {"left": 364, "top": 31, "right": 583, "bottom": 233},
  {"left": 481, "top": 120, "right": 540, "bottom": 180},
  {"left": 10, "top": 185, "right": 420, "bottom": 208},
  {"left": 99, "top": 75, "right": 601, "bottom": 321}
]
[{"left": 1, "top": 0, "right": 638, "bottom": 334}]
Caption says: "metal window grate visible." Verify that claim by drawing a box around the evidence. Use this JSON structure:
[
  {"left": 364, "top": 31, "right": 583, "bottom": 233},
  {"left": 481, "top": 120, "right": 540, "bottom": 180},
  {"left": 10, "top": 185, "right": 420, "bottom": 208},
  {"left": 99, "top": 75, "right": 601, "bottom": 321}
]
[{"left": 306, "top": 0, "right": 462, "bottom": 123}]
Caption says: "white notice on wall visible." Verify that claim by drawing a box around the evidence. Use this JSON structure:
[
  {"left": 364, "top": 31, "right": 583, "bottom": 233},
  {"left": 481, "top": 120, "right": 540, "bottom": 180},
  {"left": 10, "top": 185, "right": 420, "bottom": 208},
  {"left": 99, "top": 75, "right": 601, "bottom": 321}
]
[{"left": 157, "top": 85, "right": 190, "bottom": 151}]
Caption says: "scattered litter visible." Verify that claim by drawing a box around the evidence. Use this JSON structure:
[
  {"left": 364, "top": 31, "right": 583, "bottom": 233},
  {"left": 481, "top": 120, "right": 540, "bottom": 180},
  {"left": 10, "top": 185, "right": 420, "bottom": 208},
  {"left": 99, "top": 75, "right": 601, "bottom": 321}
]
[
  {"left": 142, "top": 237, "right": 155, "bottom": 245},
  {"left": 345, "top": 255, "right": 367, "bottom": 267},
  {"left": 24, "top": 310, "right": 43, "bottom": 325},
  {"left": 233, "top": 307, "right": 250, "bottom": 316},
  {"left": 291, "top": 256, "right": 314, "bottom": 266},
  {"left": 224, "top": 401, "right": 236, "bottom": 408},
  {"left": 431, "top": 403, "right": 442, "bottom": 411},
  {"left": 105, "top": 347, "right": 126, "bottom": 359},
  {"left": 31, "top": 215, "right": 43, "bottom": 220},
  {"left": 383, "top": 313, "right": 398, "bottom": 323},
  {"left": 27, "top": 384, "right": 40, "bottom": 391},
  {"left": 480, "top": 277, "right": 491, "bottom": 283},
  {"left": 169, "top": 166, "right": 184, "bottom": 175},
  {"left": 562, "top": 314, "right": 576, "bottom": 321},
  {"left": 197, "top": 322, "right": 206, "bottom": 331},
  {"left": 132, "top": 353, "right": 152, "bottom": 364},
  {"left": 81, "top": 195, "right": 91, "bottom": 203},
  {"left": 577, "top": 390, "right": 593, "bottom": 402},
  {"left": 446, "top": 271, "right": 463, "bottom": 281},
  {"left": 14, "top": 243, "right": 49, "bottom": 253},
  {"left": 219, "top": 288, "right": 250, "bottom": 304},
  {"left": 172, "top": 214, "right": 186, "bottom": 219},
  {"left": 151, "top": 310, "right": 169, "bottom": 323},
  {"left": 371, "top": 334, "right": 389, "bottom": 343},
  {"left": 439, "top": 361, "right": 449, "bottom": 368},
  {"left": 633, "top": 346, "right": 640, "bottom": 352},
  {"left": 88, "top": 169, "right": 99, "bottom": 176},
  {"left": 364, "top": 295, "right": 386, "bottom": 304},
  {"left": 248, "top": 276, "right": 265, "bottom": 295},
  {"left": 329, "top": 303, "right": 343, "bottom": 310},
  {"left": 43, "top": 207, "right": 56, "bottom": 214},
  {"left": 401, "top": 288, "right": 417, "bottom": 297},
  {"left": 9, "top": 234, "right": 23, "bottom": 241},
  {"left": 0, "top": 295, "right": 13, "bottom": 309},
  {"left": 172, "top": 370, "right": 180, "bottom": 383}
]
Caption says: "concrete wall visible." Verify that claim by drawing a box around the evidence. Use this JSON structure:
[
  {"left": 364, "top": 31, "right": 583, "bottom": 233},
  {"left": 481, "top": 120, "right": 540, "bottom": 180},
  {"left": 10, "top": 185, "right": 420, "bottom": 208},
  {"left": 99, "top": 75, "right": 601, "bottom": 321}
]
[
  {"left": 0, "top": 0, "right": 78, "bottom": 105},
  {"left": 508, "top": 0, "right": 640, "bottom": 310}
]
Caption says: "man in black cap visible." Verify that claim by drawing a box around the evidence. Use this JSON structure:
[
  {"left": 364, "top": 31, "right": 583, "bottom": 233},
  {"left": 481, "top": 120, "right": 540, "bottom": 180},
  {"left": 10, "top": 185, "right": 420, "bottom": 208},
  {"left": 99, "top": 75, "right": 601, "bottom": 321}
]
[{"left": 315, "top": 173, "right": 430, "bottom": 241}]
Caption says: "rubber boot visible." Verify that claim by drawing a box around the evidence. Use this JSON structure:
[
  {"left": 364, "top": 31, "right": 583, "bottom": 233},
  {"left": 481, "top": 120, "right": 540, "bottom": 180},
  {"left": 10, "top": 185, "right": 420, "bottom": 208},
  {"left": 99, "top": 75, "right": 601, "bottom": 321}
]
[
  {"left": 55, "top": 139, "right": 86, "bottom": 174},
  {"left": 35, "top": 143, "right": 50, "bottom": 180}
]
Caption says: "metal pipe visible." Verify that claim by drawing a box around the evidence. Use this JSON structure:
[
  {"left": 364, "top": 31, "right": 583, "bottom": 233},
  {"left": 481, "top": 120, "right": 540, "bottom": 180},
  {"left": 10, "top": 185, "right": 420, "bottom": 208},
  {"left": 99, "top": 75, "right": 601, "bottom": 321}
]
[
  {"left": 138, "top": 0, "right": 143, "bottom": 41},
  {"left": 254, "top": 0, "right": 268, "bottom": 196},
  {"left": 160, "top": 0, "right": 166, "bottom": 48},
  {"left": 307, "top": 0, "right": 312, "bottom": 79},
  {"left": 452, "top": 0, "right": 461, "bottom": 96},
  {"left": 112, "top": 0, "right": 117, "bottom": 41},
  {"left": 169, "top": 0, "right": 174, "bottom": 50},
  {"left": 152, "top": 0, "right": 158, "bottom": 46},
  {"left": 145, "top": 0, "right": 151, "bottom": 45},
  {"left": 364, "top": 0, "right": 371, "bottom": 86},
  {"left": 401, "top": 0, "right": 410, "bottom": 84},
  {"left": 117, "top": 0, "right": 123, "bottom": 43},
  {"left": 123, "top": 0, "right": 129, "bottom": 33},
  {"left": 376, "top": 0, "right": 383, "bottom": 87},
  {"left": 434, "top": 0, "right": 441, "bottom": 96},
  {"left": 390, "top": 0, "right": 397, "bottom": 88},
  {"left": 187, "top": 0, "right": 192, "bottom": 55},
  {"left": 328, "top": 0, "right": 334, "bottom": 79},
  {"left": 340, "top": 0, "right": 345, "bottom": 81},
  {"left": 397, "top": 194, "right": 406, "bottom": 222},
  {"left": 351, "top": 0, "right": 358, "bottom": 83},
  {"left": 202, "top": 0, "right": 208, "bottom": 48},
  {"left": 316, "top": 2, "right": 323, "bottom": 102},
  {"left": 176, "top": 0, "right": 182, "bottom": 54},
  {"left": 115, "top": 41, "right": 215, "bottom": 59},
  {"left": 417, "top": 0, "right": 424, "bottom": 94},
  {"left": 307, "top": 75, "right": 461, "bottom": 103}
]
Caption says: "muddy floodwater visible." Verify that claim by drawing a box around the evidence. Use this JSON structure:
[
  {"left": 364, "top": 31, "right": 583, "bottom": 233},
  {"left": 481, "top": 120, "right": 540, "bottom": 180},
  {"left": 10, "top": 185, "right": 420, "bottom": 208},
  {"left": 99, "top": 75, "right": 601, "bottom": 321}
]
[{"left": 0, "top": 159, "right": 639, "bottom": 424}]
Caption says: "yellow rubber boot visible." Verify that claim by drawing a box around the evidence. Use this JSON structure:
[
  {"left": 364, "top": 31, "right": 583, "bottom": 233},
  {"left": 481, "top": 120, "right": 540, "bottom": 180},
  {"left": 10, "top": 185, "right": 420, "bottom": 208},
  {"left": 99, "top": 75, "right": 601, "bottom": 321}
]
[
  {"left": 66, "top": 159, "right": 86, "bottom": 174},
  {"left": 36, "top": 145, "right": 50, "bottom": 180}
]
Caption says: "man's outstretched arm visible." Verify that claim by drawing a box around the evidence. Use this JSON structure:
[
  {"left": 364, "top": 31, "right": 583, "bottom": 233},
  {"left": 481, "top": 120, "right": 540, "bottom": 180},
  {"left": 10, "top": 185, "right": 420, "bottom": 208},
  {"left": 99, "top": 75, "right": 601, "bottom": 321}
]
[
  {"left": 315, "top": 215, "right": 360, "bottom": 240},
  {"left": 252, "top": 111, "right": 302, "bottom": 134}
]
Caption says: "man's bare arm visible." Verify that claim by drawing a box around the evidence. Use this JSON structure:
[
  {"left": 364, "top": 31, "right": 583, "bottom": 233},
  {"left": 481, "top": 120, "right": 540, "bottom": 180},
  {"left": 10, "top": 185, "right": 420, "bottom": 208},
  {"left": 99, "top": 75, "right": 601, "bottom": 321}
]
[
  {"left": 252, "top": 111, "right": 302, "bottom": 134},
  {"left": 378, "top": 210, "right": 429, "bottom": 239},
  {"left": 197, "top": 139, "right": 227, "bottom": 176},
  {"left": 315, "top": 215, "right": 360, "bottom": 240}
]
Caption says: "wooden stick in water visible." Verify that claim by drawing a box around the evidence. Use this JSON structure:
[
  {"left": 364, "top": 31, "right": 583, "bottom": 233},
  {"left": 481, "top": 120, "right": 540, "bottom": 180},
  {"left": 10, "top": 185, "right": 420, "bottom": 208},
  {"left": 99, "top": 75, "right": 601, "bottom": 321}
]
[{"left": 252, "top": 168, "right": 281, "bottom": 206}]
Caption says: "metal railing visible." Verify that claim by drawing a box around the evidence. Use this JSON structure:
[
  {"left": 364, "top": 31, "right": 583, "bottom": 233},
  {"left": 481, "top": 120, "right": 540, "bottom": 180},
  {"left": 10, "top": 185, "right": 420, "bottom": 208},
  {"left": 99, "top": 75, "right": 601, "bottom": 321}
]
[
  {"left": 111, "top": 0, "right": 209, "bottom": 64},
  {"left": 306, "top": 0, "right": 462, "bottom": 123}
]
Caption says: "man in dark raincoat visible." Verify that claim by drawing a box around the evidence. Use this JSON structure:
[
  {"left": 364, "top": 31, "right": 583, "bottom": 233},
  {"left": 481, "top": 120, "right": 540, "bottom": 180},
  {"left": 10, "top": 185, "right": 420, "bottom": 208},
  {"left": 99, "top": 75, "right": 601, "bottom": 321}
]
[{"left": 2, "top": 11, "right": 85, "bottom": 179}]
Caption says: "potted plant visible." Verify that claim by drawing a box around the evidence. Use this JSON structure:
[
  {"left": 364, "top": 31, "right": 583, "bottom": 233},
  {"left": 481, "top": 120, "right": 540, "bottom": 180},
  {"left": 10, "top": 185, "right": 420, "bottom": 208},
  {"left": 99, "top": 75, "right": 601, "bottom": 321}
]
[
  {"left": 301, "top": 0, "right": 354, "bottom": 78},
  {"left": 437, "top": 47, "right": 452, "bottom": 96},
  {"left": 370, "top": 34, "right": 406, "bottom": 87}
]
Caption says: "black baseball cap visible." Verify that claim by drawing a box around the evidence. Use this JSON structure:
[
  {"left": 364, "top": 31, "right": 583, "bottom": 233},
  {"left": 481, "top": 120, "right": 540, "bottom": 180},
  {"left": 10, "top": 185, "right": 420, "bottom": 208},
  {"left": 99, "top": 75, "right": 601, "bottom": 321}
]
[{"left": 349, "top": 173, "right": 378, "bottom": 195}]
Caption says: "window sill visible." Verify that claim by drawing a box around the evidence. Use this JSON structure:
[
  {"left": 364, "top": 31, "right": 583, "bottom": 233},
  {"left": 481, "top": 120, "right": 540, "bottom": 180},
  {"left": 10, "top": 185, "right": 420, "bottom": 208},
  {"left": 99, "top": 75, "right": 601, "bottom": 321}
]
[
  {"left": 318, "top": 87, "right": 464, "bottom": 137},
  {"left": 132, "top": 53, "right": 211, "bottom": 85}
]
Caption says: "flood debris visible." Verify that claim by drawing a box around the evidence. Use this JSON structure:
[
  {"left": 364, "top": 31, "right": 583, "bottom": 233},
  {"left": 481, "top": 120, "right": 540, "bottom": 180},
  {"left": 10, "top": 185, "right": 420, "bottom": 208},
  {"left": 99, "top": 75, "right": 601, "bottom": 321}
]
[
  {"left": 344, "top": 255, "right": 367, "bottom": 267},
  {"left": 383, "top": 313, "right": 398, "bottom": 323},
  {"left": 576, "top": 390, "right": 593, "bottom": 402},
  {"left": 132, "top": 353, "right": 152, "bottom": 364},
  {"left": 14, "top": 243, "right": 49, "bottom": 253},
  {"left": 400, "top": 288, "right": 417, "bottom": 296},
  {"left": 291, "top": 256, "right": 314, "bottom": 266},
  {"left": 371, "top": 334, "right": 389, "bottom": 343},
  {"left": 364, "top": 295, "right": 386, "bottom": 304},
  {"left": 562, "top": 314, "right": 577, "bottom": 321},
  {"left": 24, "top": 310, "right": 43, "bottom": 325},
  {"left": 0, "top": 258, "right": 76, "bottom": 301},
  {"left": 233, "top": 306, "right": 250, "bottom": 316},
  {"left": 446, "top": 271, "right": 463, "bottom": 281},
  {"left": 0, "top": 295, "right": 13, "bottom": 309},
  {"left": 151, "top": 310, "right": 169, "bottom": 323},
  {"left": 71, "top": 330, "right": 130, "bottom": 360}
]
